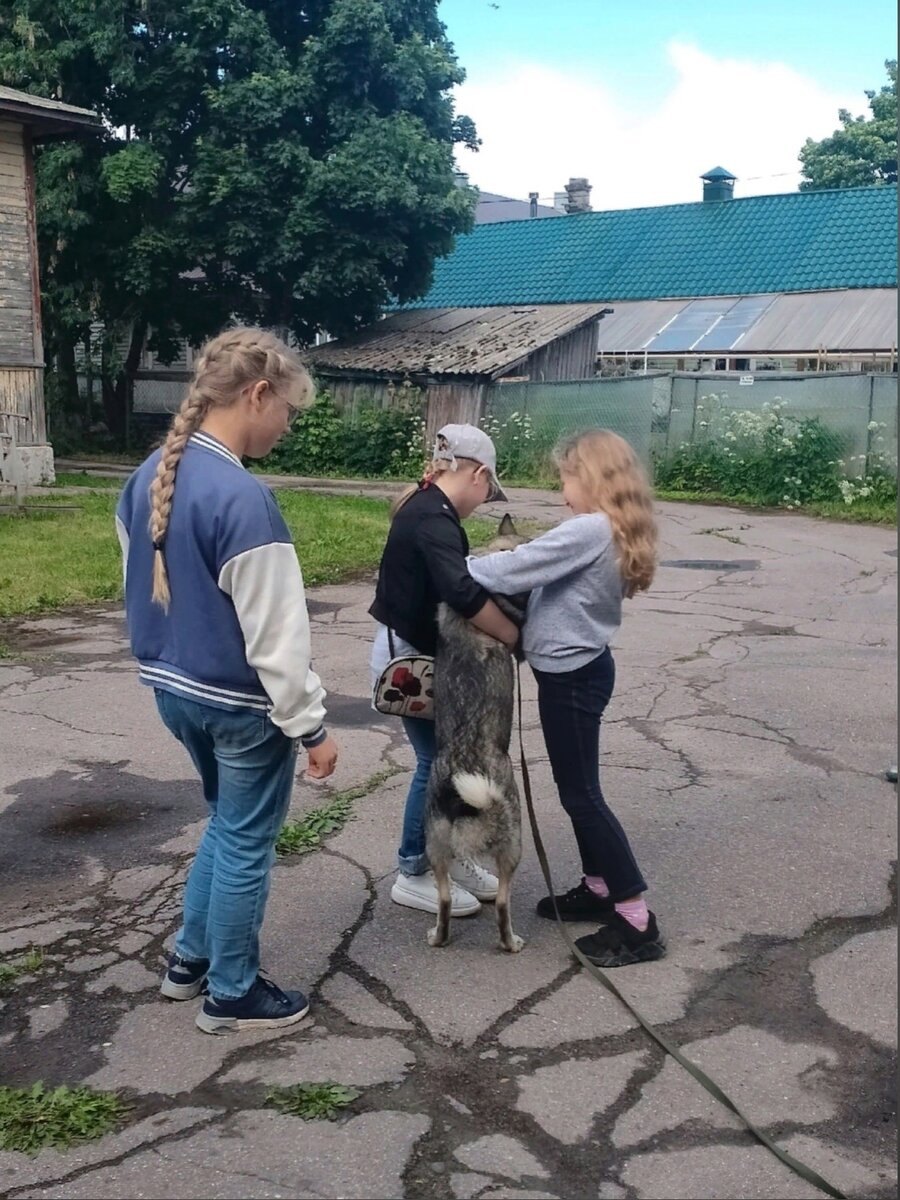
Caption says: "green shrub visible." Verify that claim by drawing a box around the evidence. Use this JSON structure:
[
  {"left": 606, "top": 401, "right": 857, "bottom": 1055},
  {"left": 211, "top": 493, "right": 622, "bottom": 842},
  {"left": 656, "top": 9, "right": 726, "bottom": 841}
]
[
  {"left": 480, "top": 410, "right": 559, "bottom": 482},
  {"left": 653, "top": 396, "right": 897, "bottom": 513},
  {"left": 264, "top": 387, "right": 426, "bottom": 479}
]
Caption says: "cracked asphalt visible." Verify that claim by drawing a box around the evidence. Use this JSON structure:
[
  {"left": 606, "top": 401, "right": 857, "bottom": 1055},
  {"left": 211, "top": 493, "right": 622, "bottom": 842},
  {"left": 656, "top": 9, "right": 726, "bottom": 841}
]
[{"left": 0, "top": 488, "right": 896, "bottom": 1200}]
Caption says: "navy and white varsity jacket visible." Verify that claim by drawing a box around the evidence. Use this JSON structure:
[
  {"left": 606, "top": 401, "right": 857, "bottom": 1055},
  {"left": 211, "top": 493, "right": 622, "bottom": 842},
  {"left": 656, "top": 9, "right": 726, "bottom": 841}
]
[{"left": 115, "top": 431, "right": 327, "bottom": 747}]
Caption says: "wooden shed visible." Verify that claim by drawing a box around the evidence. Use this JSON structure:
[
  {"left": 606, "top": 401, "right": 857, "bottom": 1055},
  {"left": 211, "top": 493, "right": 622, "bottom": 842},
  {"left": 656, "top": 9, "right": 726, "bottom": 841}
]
[
  {"left": 0, "top": 86, "right": 98, "bottom": 487},
  {"left": 307, "top": 304, "right": 610, "bottom": 435}
]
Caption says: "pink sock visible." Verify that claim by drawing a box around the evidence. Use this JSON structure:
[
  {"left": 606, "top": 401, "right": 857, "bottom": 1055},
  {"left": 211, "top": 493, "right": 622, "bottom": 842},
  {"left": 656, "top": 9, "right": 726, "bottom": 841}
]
[
  {"left": 584, "top": 875, "right": 609, "bottom": 898},
  {"left": 615, "top": 897, "right": 650, "bottom": 932}
]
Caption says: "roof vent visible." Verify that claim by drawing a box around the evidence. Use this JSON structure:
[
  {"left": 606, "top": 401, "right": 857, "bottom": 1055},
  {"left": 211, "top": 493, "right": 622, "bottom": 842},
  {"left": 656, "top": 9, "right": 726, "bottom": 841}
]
[{"left": 701, "top": 166, "right": 736, "bottom": 202}]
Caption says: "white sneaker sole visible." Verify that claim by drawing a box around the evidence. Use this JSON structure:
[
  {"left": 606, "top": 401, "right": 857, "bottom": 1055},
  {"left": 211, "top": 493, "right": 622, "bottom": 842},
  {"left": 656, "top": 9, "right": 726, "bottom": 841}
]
[
  {"left": 390, "top": 880, "right": 481, "bottom": 917},
  {"left": 195, "top": 1000, "right": 310, "bottom": 1035},
  {"left": 160, "top": 976, "right": 207, "bottom": 1001}
]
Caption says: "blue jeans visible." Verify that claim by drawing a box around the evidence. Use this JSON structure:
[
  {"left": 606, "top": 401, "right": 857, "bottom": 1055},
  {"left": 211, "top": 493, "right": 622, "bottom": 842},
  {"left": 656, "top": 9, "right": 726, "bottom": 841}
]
[
  {"left": 155, "top": 689, "right": 298, "bottom": 1000},
  {"left": 398, "top": 715, "right": 436, "bottom": 875},
  {"left": 533, "top": 649, "right": 647, "bottom": 901}
]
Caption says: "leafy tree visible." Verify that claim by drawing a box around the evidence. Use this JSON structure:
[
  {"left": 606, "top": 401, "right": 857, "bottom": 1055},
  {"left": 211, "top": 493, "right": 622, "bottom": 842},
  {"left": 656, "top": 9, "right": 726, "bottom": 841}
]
[
  {"left": 0, "top": 1, "right": 476, "bottom": 439},
  {"left": 800, "top": 60, "right": 897, "bottom": 190}
]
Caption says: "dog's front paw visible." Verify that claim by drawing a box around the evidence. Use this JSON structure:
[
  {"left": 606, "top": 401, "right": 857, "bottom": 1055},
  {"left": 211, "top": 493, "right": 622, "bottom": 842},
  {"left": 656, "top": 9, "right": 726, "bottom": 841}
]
[
  {"left": 503, "top": 933, "right": 525, "bottom": 954},
  {"left": 427, "top": 926, "right": 447, "bottom": 947}
]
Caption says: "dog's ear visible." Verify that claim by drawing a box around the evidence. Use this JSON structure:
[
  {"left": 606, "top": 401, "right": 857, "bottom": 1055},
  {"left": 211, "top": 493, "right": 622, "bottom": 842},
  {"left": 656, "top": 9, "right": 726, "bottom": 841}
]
[{"left": 497, "top": 513, "right": 518, "bottom": 538}]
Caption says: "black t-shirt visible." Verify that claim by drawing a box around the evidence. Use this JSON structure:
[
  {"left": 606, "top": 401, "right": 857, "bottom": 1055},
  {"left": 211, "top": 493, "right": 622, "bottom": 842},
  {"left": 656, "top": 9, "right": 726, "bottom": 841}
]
[{"left": 369, "top": 483, "right": 489, "bottom": 655}]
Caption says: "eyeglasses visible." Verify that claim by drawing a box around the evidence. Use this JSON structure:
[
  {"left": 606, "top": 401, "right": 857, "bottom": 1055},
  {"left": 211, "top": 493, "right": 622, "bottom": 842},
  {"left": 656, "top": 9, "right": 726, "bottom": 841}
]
[{"left": 283, "top": 398, "right": 304, "bottom": 426}]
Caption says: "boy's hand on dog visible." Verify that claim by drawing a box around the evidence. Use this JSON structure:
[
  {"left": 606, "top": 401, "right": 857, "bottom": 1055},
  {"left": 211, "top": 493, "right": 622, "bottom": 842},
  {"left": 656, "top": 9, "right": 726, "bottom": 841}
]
[{"left": 306, "top": 735, "right": 339, "bottom": 779}]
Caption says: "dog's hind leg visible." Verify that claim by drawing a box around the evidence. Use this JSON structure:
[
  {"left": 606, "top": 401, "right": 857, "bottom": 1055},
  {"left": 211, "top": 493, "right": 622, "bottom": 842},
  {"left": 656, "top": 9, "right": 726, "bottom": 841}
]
[
  {"left": 426, "top": 859, "right": 453, "bottom": 948},
  {"left": 495, "top": 856, "right": 524, "bottom": 953}
]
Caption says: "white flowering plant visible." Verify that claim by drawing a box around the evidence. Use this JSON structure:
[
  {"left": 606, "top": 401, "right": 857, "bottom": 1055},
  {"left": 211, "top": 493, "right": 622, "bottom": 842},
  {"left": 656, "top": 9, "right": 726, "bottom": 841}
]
[
  {"left": 481, "top": 409, "right": 558, "bottom": 481},
  {"left": 653, "top": 394, "right": 896, "bottom": 511}
]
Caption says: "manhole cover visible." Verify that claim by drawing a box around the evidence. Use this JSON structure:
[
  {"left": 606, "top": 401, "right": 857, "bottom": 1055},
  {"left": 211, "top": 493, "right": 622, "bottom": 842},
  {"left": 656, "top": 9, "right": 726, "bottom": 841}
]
[{"left": 661, "top": 559, "right": 761, "bottom": 572}]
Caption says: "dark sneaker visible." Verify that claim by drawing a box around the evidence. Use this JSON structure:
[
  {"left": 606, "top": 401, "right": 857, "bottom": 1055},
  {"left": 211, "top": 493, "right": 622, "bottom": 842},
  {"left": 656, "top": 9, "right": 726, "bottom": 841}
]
[
  {"left": 195, "top": 974, "right": 310, "bottom": 1035},
  {"left": 536, "top": 879, "right": 616, "bottom": 923},
  {"left": 160, "top": 953, "right": 209, "bottom": 1001},
  {"left": 574, "top": 912, "right": 667, "bottom": 968}
]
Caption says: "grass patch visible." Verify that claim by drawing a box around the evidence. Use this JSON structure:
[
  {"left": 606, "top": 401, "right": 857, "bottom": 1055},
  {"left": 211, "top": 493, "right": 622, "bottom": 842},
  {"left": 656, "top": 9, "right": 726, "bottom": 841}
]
[
  {"left": 276, "top": 767, "right": 401, "bottom": 856},
  {"left": 0, "top": 947, "right": 44, "bottom": 990},
  {"left": 0, "top": 493, "right": 123, "bottom": 618},
  {"left": 265, "top": 1083, "right": 360, "bottom": 1121},
  {"left": 655, "top": 488, "right": 897, "bottom": 525},
  {"left": 0, "top": 488, "right": 498, "bottom": 620},
  {"left": 0, "top": 1084, "right": 128, "bottom": 1154},
  {"left": 53, "top": 472, "right": 126, "bottom": 490}
]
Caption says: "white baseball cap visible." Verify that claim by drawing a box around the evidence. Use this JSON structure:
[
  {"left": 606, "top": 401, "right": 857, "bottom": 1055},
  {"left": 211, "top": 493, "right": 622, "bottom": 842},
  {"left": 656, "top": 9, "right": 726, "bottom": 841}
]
[{"left": 434, "top": 424, "right": 507, "bottom": 502}]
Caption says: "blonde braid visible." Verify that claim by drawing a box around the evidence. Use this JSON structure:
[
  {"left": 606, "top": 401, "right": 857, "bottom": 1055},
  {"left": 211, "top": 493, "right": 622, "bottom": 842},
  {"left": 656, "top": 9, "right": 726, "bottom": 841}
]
[
  {"left": 149, "top": 383, "right": 211, "bottom": 609},
  {"left": 145, "top": 325, "right": 313, "bottom": 610}
]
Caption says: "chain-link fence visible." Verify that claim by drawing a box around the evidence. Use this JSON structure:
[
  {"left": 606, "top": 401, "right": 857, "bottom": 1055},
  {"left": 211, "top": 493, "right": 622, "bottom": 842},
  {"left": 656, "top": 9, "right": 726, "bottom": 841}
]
[
  {"left": 483, "top": 377, "right": 658, "bottom": 478},
  {"left": 483, "top": 372, "right": 897, "bottom": 485},
  {"left": 132, "top": 372, "right": 191, "bottom": 414},
  {"left": 655, "top": 372, "right": 897, "bottom": 475}
]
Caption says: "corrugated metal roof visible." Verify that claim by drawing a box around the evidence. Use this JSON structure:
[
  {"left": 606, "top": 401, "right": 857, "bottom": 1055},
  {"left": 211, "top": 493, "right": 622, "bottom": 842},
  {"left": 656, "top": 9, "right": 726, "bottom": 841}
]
[
  {"left": 596, "top": 289, "right": 897, "bottom": 354},
  {"left": 408, "top": 185, "right": 897, "bottom": 307},
  {"left": 740, "top": 288, "right": 898, "bottom": 352},
  {"left": 308, "top": 304, "right": 608, "bottom": 379}
]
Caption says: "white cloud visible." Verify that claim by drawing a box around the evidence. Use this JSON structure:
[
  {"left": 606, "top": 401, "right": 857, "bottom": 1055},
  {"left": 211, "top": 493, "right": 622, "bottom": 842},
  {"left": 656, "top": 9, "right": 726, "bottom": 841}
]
[{"left": 453, "top": 41, "right": 866, "bottom": 210}]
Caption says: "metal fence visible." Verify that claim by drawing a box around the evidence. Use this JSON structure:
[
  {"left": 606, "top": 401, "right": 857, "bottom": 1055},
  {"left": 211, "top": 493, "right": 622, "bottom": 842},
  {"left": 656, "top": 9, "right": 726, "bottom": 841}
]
[
  {"left": 484, "top": 377, "right": 658, "bottom": 474},
  {"left": 484, "top": 372, "right": 898, "bottom": 479},
  {"left": 656, "top": 372, "right": 898, "bottom": 472}
]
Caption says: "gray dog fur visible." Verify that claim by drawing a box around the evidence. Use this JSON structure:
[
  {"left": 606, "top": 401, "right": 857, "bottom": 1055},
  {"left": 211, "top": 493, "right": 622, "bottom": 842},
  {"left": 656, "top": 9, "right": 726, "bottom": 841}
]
[{"left": 425, "top": 514, "right": 530, "bottom": 952}]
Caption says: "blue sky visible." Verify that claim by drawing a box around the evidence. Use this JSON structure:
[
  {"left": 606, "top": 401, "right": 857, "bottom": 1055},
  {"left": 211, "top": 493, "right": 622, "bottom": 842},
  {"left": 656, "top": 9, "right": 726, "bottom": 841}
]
[{"left": 439, "top": 0, "right": 897, "bottom": 208}]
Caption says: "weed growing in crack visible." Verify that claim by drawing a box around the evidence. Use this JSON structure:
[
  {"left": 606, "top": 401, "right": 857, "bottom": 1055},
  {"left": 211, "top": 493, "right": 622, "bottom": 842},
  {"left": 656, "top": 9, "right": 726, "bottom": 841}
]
[
  {"left": 0, "top": 1084, "right": 128, "bottom": 1154},
  {"left": 265, "top": 1082, "right": 360, "bottom": 1121},
  {"left": 276, "top": 768, "right": 401, "bottom": 856},
  {"left": 0, "top": 946, "right": 44, "bottom": 990}
]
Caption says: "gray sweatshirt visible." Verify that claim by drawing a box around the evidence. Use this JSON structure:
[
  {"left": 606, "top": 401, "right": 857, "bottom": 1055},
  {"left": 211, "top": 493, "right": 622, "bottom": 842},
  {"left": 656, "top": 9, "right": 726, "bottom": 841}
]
[{"left": 467, "top": 513, "right": 622, "bottom": 673}]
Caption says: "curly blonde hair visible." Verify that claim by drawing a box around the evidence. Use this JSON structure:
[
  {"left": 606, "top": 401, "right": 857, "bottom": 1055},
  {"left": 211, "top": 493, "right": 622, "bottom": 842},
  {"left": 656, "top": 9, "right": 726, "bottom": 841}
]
[
  {"left": 149, "top": 326, "right": 314, "bottom": 610},
  {"left": 553, "top": 430, "right": 657, "bottom": 597}
]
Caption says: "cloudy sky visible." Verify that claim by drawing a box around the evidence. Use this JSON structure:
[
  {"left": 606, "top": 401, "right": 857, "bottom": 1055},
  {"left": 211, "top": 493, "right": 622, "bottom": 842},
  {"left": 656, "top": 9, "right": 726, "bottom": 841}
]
[{"left": 440, "top": 0, "right": 897, "bottom": 210}]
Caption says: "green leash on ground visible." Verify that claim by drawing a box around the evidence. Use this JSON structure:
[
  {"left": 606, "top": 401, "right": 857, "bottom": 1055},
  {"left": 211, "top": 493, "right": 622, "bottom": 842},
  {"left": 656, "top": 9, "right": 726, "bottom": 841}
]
[{"left": 515, "top": 664, "right": 846, "bottom": 1200}]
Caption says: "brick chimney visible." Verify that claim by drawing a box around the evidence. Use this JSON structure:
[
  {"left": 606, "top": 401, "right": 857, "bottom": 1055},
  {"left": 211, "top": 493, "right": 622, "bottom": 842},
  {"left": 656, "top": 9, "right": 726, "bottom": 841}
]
[{"left": 564, "top": 177, "right": 592, "bottom": 214}]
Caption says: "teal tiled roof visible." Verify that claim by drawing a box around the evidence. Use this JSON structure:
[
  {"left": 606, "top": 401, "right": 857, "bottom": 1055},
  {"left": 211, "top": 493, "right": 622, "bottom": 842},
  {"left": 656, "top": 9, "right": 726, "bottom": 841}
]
[{"left": 409, "top": 185, "right": 897, "bottom": 308}]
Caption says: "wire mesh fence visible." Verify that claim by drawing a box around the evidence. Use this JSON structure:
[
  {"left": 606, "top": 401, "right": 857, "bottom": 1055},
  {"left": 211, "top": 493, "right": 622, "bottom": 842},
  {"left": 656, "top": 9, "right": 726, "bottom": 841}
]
[
  {"left": 483, "top": 372, "right": 898, "bottom": 489},
  {"left": 483, "top": 377, "right": 657, "bottom": 477}
]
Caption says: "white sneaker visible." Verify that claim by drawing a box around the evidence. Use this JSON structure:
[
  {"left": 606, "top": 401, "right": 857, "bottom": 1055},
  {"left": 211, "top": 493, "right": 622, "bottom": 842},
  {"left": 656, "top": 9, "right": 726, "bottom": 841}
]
[
  {"left": 450, "top": 859, "right": 499, "bottom": 902},
  {"left": 390, "top": 871, "right": 481, "bottom": 916}
]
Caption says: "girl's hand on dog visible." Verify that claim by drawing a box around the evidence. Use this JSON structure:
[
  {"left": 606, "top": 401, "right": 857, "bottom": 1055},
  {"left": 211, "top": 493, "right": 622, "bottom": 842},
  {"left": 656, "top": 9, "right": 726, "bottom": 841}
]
[{"left": 306, "top": 735, "right": 339, "bottom": 779}]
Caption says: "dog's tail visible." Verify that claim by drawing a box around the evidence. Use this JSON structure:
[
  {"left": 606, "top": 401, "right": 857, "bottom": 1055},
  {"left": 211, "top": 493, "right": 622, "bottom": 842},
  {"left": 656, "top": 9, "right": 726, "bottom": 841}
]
[{"left": 452, "top": 772, "right": 503, "bottom": 811}]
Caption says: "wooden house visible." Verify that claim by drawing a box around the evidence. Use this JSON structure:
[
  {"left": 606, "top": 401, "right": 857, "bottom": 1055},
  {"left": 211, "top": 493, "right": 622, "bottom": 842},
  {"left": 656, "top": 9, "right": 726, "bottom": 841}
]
[{"left": 0, "top": 86, "right": 98, "bottom": 486}]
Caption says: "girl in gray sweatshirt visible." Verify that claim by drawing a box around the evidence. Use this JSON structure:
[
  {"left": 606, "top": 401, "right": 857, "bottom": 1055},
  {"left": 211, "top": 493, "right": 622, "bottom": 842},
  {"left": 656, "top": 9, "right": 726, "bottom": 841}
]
[{"left": 468, "top": 430, "right": 666, "bottom": 968}]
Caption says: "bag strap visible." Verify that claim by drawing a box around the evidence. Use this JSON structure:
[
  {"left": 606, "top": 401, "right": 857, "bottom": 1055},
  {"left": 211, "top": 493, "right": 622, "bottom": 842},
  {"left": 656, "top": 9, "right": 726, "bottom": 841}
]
[
  {"left": 387, "top": 627, "right": 397, "bottom": 659},
  {"left": 514, "top": 662, "right": 845, "bottom": 1200}
]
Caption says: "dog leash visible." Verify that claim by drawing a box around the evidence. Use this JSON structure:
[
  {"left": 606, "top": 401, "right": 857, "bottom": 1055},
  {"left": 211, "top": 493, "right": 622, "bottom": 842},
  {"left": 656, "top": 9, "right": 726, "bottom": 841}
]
[{"left": 514, "top": 663, "right": 846, "bottom": 1200}]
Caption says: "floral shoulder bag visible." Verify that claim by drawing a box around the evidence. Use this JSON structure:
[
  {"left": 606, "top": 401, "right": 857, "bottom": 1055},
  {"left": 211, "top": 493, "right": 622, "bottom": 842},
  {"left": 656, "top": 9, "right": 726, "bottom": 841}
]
[{"left": 372, "top": 629, "right": 435, "bottom": 721}]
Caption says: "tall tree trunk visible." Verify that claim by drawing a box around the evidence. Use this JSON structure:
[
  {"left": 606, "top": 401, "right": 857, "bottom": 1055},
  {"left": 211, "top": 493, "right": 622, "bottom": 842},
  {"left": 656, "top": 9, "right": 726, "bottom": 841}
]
[
  {"left": 55, "top": 334, "right": 79, "bottom": 413},
  {"left": 101, "top": 320, "right": 147, "bottom": 445}
]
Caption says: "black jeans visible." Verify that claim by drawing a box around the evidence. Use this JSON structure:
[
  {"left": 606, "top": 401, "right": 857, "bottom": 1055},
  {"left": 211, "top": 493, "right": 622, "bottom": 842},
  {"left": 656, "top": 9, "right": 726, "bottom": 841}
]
[{"left": 534, "top": 648, "right": 647, "bottom": 902}]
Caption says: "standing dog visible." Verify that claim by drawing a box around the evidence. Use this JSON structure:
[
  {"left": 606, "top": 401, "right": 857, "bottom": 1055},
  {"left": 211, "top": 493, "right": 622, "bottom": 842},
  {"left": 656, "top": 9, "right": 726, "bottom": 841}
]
[{"left": 425, "top": 514, "right": 529, "bottom": 952}]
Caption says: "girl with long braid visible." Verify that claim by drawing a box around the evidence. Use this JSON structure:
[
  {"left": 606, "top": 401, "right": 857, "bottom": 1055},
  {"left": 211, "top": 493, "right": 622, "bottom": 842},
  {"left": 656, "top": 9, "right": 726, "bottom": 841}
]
[{"left": 116, "top": 326, "right": 338, "bottom": 1034}]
